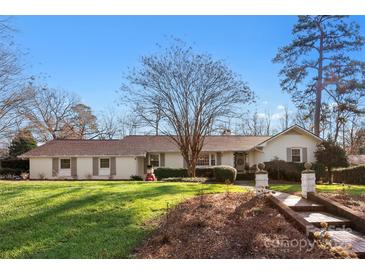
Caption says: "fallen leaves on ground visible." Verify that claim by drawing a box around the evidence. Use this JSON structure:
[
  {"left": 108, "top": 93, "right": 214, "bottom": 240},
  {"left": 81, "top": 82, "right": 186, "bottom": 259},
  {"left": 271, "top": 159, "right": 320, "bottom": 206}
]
[
  {"left": 320, "top": 192, "right": 365, "bottom": 217},
  {"left": 134, "top": 192, "right": 333, "bottom": 258}
]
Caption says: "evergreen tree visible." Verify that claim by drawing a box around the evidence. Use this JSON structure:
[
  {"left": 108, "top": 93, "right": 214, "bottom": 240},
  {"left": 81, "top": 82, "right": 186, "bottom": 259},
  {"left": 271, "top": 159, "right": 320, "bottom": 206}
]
[
  {"left": 315, "top": 140, "right": 348, "bottom": 183},
  {"left": 273, "top": 16, "right": 365, "bottom": 136},
  {"left": 8, "top": 129, "right": 37, "bottom": 158}
]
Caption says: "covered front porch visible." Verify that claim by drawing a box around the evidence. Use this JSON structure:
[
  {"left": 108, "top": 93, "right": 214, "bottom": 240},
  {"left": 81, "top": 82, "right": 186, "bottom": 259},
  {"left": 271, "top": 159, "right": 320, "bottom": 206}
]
[{"left": 233, "top": 150, "right": 260, "bottom": 173}]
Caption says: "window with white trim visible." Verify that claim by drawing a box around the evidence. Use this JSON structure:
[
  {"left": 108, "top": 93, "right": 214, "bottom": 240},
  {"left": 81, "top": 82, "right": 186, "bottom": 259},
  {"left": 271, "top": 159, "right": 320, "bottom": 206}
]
[
  {"left": 149, "top": 153, "right": 160, "bottom": 167},
  {"left": 100, "top": 158, "right": 110, "bottom": 169},
  {"left": 60, "top": 159, "right": 71, "bottom": 169},
  {"left": 197, "top": 153, "right": 216, "bottom": 166},
  {"left": 210, "top": 153, "right": 216, "bottom": 166},
  {"left": 197, "top": 153, "right": 209, "bottom": 166},
  {"left": 291, "top": 148, "right": 301, "bottom": 163}
]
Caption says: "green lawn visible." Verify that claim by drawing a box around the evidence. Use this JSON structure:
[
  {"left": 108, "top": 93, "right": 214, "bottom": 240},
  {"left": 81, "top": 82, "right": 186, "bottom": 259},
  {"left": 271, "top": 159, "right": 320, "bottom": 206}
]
[
  {"left": 269, "top": 183, "right": 365, "bottom": 196},
  {"left": 0, "top": 180, "right": 246, "bottom": 259}
]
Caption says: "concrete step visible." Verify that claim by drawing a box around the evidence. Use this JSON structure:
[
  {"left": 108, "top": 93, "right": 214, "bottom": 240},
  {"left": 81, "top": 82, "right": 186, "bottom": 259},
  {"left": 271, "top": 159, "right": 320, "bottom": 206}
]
[
  {"left": 297, "top": 211, "right": 351, "bottom": 228},
  {"left": 271, "top": 191, "right": 325, "bottom": 211},
  {"left": 327, "top": 230, "right": 365, "bottom": 258}
]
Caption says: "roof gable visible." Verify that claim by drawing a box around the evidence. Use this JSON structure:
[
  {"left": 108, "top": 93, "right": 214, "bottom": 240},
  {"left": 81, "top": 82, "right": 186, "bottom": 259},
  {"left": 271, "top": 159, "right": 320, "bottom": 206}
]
[{"left": 257, "top": 125, "right": 322, "bottom": 147}]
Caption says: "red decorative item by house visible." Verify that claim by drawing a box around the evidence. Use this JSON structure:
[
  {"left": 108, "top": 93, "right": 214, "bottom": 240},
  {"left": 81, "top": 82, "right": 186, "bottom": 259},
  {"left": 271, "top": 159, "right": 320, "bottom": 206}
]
[{"left": 145, "top": 165, "right": 157, "bottom": 181}]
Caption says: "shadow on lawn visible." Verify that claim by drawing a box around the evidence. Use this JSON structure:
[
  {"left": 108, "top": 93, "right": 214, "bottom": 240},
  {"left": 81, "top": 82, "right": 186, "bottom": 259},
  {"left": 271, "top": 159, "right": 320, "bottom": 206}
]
[
  {"left": 0, "top": 193, "right": 148, "bottom": 258},
  {"left": 0, "top": 183, "right": 218, "bottom": 258}
]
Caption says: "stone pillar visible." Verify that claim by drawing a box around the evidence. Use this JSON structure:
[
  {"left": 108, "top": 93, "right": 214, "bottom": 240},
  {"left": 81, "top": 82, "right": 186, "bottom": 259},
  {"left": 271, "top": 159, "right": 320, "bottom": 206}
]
[
  {"left": 255, "top": 163, "right": 268, "bottom": 195},
  {"left": 301, "top": 162, "right": 316, "bottom": 198}
]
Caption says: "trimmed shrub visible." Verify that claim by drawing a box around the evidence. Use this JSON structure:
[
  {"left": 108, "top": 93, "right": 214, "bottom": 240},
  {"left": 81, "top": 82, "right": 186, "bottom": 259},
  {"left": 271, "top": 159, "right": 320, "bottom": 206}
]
[
  {"left": 0, "top": 159, "right": 29, "bottom": 172},
  {"left": 161, "top": 177, "right": 208, "bottom": 183},
  {"left": 236, "top": 173, "right": 255, "bottom": 180},
  {"left": 130, "top": 175, "right": 143, "bottom": 181},
  {"left": 196, "top": 167, "right": 215, "bottom": 178},
  {"left": 264, "top": 160, "right": 303, "bottom": 181},
  {"left": 332, "top": 165, "right": 365, "bottom": 185},
  {"left": 213, "top": 165, "right": 237, "bottom": 183},
  {"left": 264, "top": 160, "right": 325, "bottom": 182},
  {"left": 0, "top": 168, "right": 23, "bottom": 176},
  {"left": 155, "top": 165, "right": 237, "bottom": 182},
  {"left": 154, "top": 167, "right": 188, "bottom": 180}
]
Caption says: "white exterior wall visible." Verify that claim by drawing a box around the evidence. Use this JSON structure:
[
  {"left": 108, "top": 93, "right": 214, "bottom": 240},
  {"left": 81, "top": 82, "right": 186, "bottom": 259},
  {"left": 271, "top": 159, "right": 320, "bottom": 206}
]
[
  {"left": 30, "top": 158, "right": 53, "bottom": 179},
  {"left": 221, "top": 152, "right": 234, "bottom": 166},
  {"left": 164, "top": 151, "right": 234, "bottom": 168},
  {"left": 165, "top": 152, "right": 184, "bottom": 168},
  {"left": 29, "top": 156, "right": 138, "bottom": 180},
  {"left": 136, "top": 157, "right": 145, "bottom": 177},
  {"left": 256, "top": 132, "right": 320, "bottom": 163},
  {"left": 77, "top": 157, "right": 93, "bottom": 179},
  {"left": 247, "top": 151, "right": 258, "bottom": 166},
  {"left": 116, "top": 156, "right": 138, "bottom": 179}
]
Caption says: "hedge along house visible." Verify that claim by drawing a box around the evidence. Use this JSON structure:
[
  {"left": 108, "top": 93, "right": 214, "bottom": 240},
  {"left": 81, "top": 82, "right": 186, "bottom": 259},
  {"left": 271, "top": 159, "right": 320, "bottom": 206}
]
[{"left": 20, "top": 125, "right": 322, "bottom": 180}]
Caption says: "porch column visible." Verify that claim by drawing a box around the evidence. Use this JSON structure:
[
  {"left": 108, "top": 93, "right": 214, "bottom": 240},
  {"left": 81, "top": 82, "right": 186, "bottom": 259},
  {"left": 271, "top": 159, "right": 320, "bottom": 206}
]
[
  {"left": 301, "top": 162, "right": 316, "bottom": 198},
  {"left": 255, "top": 163, "right": 268, "bottom": 195}
]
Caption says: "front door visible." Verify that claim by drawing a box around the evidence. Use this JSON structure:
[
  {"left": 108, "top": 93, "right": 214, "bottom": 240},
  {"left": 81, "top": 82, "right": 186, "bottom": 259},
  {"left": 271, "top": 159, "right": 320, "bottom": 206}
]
[{"left": 235, "top": 153, "right": 246, "bottom": 173}]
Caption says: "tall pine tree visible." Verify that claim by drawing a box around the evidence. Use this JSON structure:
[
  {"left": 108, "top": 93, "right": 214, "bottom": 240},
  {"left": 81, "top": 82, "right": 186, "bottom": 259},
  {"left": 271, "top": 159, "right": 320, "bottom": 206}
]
[{"left": 273, "top": 16, "right": 365, "bottom": 136}]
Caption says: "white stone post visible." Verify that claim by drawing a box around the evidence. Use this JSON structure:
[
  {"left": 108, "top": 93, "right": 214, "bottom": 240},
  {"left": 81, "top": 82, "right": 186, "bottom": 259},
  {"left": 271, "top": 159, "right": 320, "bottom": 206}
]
[
  {"left": 301, "top": 162, "right": 316, "bottom": 198},
  {"left": 255, "top": 163, "right": 268, "bottom": 195}
]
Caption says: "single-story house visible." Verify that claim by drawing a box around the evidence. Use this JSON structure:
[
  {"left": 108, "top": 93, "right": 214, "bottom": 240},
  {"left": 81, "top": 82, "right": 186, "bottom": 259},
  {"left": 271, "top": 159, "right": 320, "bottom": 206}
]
[{"left": 20, "top": 125, "right": 322, "bottom": 180}]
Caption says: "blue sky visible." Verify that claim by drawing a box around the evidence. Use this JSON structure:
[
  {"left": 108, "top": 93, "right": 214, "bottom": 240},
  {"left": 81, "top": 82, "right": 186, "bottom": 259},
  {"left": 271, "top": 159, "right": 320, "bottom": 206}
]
[{"left": 12, "top": 16, "right": 365, "bottom": 121}]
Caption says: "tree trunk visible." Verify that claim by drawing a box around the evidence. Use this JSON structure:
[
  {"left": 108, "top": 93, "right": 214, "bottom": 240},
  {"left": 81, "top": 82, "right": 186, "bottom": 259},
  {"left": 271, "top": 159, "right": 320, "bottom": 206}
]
[
  {"left": 188, "top": 160, "right": 196, "bottom": 177},
  {"left": 183, "top": 151, "right": 197, "bottom": 177},
  {"left": 314, "top": 31, "right": 324, "bottom": 136},
  {"left": 342, "top": 123, "right": 346, "bottom": 149},
  {"left": 334, "top": 119, "right": 340, "bottom": 143},
  {"left": 155, "top": 123, "right": 159, "bottom": 136}
]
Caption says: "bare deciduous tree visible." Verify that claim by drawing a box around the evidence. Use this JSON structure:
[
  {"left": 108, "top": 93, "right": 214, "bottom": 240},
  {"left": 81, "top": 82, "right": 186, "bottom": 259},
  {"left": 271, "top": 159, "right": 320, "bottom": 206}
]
[
  {"left": 62, "top": 103, "right": 99, "bottom": 139},
  {"left": 264, "top": 109, "right": 272, "bottom": 135},
  {"left": 98, "top": 109, "right": 121, "bottom": 139},
  {"left": 19, "top": 85, "right": 79, "bottom": 142},
  {"left": 348, "top": 119, "right": 365, "bottom": 154},
  {"left": 295, "top": 108, "right": 313, "bottom": 131},
  {"left": 237, "top": 110, "right": 267, "bottom": 136},
  {"left": 97, "top": 109, "right": 142, "bottom": 139},
  {"left": 279, "top": 105, "right": 292, "bottom": 131},
  {"left": 121, "top": 41, "right": 254, "bottom": 176},
  {"left": 133, "top": 98, "right": 163, "bottom": 136},
  {"left": 0, "top": 17, "right": 27, "bottom": 140}
]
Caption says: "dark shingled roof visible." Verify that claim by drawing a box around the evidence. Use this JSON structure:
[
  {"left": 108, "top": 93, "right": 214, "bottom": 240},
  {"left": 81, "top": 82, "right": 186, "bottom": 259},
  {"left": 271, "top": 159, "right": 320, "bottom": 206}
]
[
  {"left": 121, "top": 135, "right": 269, "bottom": 153},
  {"left": 20, "top": 135, "right": 270, "bottom": 158},
  {"left": 20, "top": 139, "right": 129, "bottom": 157}
]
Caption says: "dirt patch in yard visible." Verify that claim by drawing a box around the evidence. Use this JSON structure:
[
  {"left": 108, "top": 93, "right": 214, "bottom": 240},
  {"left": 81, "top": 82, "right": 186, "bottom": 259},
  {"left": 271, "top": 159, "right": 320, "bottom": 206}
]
[
  {"left": 134, "top": 192, "right": 333, "bottom": 258},
  {"left": 320, "top": 192, "right": 365, "bottom": 217}
]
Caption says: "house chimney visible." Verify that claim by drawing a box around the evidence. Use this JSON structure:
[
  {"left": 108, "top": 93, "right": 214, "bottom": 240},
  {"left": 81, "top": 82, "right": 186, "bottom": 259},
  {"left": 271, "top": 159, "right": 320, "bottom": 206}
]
[{"left": 222, "top": 129, "right": 232, "bottom": 135}]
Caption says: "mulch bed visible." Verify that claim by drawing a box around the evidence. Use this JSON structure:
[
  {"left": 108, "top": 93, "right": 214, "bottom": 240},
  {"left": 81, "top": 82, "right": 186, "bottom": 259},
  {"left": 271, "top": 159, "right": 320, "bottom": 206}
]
[
  {"left": 134, "top": 192, "right": 333, "bottom": 258},
  {"left": 320, "top": 192, "right": 365, "bottom": 217}
]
